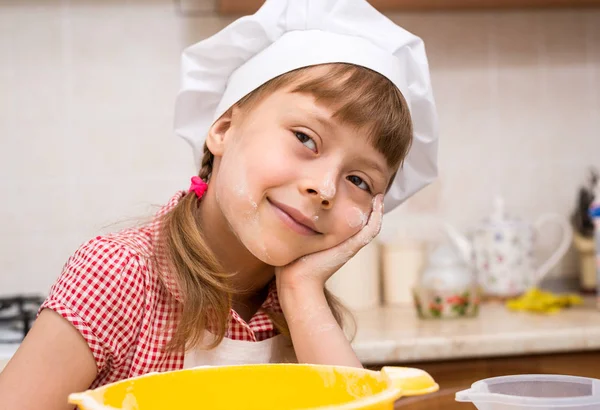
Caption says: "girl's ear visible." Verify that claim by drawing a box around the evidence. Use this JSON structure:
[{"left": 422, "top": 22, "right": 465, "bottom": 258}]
[{"left": 206, "top": 107, "right": 234, "bottom": 157}]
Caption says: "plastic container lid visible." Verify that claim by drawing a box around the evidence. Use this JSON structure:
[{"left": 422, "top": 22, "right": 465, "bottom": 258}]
[{"left": 456, "top": 374, "right": 600, "bottom": 409}]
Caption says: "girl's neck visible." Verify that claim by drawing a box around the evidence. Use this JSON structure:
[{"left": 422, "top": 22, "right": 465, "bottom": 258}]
[{"left": 196, "top": 188, "right": 275, "bottom": 294}]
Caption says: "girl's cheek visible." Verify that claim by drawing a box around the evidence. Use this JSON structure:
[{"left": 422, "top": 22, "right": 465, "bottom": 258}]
[{"left": 344, "top": 206, "right": 369, "bottom": 229}]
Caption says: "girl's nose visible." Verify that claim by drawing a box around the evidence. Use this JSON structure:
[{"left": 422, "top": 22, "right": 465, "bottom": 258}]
[{"left": 305, "top": 188, "right": 334, "bottom": 210}]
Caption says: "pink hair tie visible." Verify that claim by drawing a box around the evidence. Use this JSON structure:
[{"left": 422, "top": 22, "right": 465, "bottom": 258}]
[{"left": 189, "top": 176, "right": 208, "bottom": 199}]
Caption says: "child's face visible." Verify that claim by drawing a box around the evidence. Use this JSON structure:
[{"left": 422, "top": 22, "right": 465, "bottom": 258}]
[{"left": 209, "top": 87, "right": 394, "bottom": 266}]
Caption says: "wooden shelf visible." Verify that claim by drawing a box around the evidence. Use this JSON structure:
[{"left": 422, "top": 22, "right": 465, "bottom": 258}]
[{"left": 218, "top": 0, "right": 600, "bottom": 15}]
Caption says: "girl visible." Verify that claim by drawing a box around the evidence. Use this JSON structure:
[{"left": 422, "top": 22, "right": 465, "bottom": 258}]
[{"left": 0, "top": 0, "right": 437, "bottom": 409}]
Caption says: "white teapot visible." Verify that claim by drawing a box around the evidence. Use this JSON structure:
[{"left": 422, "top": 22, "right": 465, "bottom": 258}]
[{"left": 444, "top": 197, "right": 572, "bottom": 298}]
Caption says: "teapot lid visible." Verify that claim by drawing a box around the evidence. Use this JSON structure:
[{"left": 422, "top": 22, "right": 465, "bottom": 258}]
[
  {"left": 427, "top": 243, "right": 464, "bottom": 267},
  {"left": 491, "top": 196, "right": 505, "bottom": 224},
  {"left": 482, "top": 195, "right": 524, "bottom": 227}
]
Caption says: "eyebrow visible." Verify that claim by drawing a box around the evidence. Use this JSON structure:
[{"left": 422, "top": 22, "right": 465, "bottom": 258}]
[
  {"left": 309, "top": 110, "right": 336, "bottom": 133},
  {"left": 299, "top": 106, "right": 389, "bottom": 180},
  {"left": 358, "top": 157, "right": 387, "bottom": 179}
]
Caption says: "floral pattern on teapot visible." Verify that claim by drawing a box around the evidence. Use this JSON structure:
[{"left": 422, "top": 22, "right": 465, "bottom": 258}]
[
  {"left": 445, "top": 197, "right": 573, "bottom": 298},
  {"left": 472, "top": 224, "right": 536, "bottom": 296}
]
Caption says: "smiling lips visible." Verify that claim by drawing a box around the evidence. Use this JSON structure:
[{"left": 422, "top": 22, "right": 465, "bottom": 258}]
[{"left": 268, "top": 198, "right": 321, "bottom": 236}]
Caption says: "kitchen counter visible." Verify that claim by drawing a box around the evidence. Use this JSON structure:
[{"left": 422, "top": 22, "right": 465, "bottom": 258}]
[
  {"left": 0, "top": 344, "right": 17, "bottom": 372},
  {"left": 352, "top": 299, "right": 600, "bottom": 365},
  {"left": 3, "top": 300, "right": 599, "bottom": 372}
]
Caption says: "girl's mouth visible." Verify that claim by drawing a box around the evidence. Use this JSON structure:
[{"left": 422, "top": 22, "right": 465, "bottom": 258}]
[{"left": 267, "top": 198, "right": 321, "bottom": 236}]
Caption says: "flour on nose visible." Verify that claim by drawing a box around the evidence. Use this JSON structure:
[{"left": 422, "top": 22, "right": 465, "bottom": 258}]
[{"left": 320, "top": 171, "right": 336, "bottom": 199}]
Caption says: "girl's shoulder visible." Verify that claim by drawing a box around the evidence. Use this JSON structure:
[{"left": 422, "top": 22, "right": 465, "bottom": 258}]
[{"left": 41, "top": 231, "right": 165, "bottom": 377}]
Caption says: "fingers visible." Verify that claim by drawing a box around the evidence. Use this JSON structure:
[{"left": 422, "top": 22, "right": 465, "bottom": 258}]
[
  {"left": 345, "top": 194, "right": 384, "bottom": 252},
  {"left": 295, "top": 194, "right": 384, "bottom": 274}
]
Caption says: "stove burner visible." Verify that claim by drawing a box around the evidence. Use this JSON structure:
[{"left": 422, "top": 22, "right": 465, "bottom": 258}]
[{"left": 0, "top": 295, "right": 45, "bottom": 343}]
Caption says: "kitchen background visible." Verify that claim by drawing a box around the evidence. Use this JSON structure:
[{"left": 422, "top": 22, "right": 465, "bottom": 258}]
[{"left": 1, "top": 0, "right": 599, "bottom": 297}]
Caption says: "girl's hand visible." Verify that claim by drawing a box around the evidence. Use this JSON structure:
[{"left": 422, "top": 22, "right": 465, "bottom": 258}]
[
  {"left": 273, "top": 194, "right": 384, "bottom": 368},
  {"left": 275, "top": 194, "right": 384, "bottom": 293}
]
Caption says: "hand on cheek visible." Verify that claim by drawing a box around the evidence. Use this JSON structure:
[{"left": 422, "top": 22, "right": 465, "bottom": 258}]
[{"left": 274, "top": 194, "right": 384, "bottom": 294}]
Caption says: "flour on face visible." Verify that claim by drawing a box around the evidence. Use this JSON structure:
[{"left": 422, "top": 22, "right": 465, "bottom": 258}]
[
  {"left": 319, "top": 170, "right": 336, "bottom": 200},
  {"left": 345, "top": 207, "right": 368, "bottom": 229}
]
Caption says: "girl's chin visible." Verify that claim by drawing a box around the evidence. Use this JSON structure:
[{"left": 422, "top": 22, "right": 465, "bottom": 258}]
[
  {"left": 247, "top": 246, "right": 294, "bottom": 267},
  {"left": 240, "top": 238, "right": 301, "bottom": 267}
]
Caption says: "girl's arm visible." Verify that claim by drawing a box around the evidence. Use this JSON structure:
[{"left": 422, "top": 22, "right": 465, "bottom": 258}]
[
  {"left": 278, "top": 282, "right": 362, "bottom": 367},
  {"left": 276, "top": 195, "right": 384, "bottom": 367},
  {"left": 0, "top": 309, "right": 97, "bottom": 410}
]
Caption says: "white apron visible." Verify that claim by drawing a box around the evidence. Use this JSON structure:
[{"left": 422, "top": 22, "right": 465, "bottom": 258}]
[{"left": 183, "top": 332, "right": 297, "bottom": 368}]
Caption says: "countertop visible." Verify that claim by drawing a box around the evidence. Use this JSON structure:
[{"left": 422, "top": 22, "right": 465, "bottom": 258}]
[
  {"left": 352, "top": 298, "right": 600, "bottom": 365},
  {"left": 3, "top": 300, "right": 600, "bottom": 372},
  {"left": 0, "top": 344, "right": 18, "bottom": 372}
]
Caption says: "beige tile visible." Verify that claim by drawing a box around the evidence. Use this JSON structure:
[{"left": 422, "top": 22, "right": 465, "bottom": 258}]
[
  {"left": 67, "top": 4, "right": 143, "bottom": 66},
  {"left": 68, "top": 2, "right": 182, "bottom": 68},
  {"left": 12, "top": 66, "right": 67, "bottom": 124},
  {"left": 126, "top": 177, "right": 193, "bottom": 223},
  {"left": 389, "top": 11, "right": 493, "bottom": 71},
  {"left": 433, "top": 69, "right": 496, "bottom": 171},
  {"left": 68, "top": 176, "right": 185, "bottom": 236},
  {"left": 179, "top": 15, "right": 237, "bottom": 48},
  {"left": 176, "top": 0, "right": 216, "bottom": 15},
  {"left": 3, "top": 3, "right": 67, "bottom": 124},
  {"left": 5, "top": 3, "right": 63, "bottom": 66},
  {"left": 128, "top": 119, "right": 196, "bottom": 177},
  {"left": 498, "top": 164, "right": 558, "bottom": 218},
  {"left": 492, "top": 11, "right": 543, "bottom": 68},
  {"left": 17, "top": 73, "right": 66, "bottom": 125},
  {"left": 15, "top": 232, "right": 79, "bottom": 295},
  {"left": 585, "top": 10, "right": 600, "bottom": 63},
  {"left": 4, "top": 120, "right": 70, "bottom": 180},
  {"left": 67, "top": 119, "right": 136, "bottom": 178},
  {"left": 540, "top": 10, "right": 588, "bottom": 66},
  {"left": 438, "top": 164, "right": 497, "bottom": 230},
  {"left": 0, "top": 6, "right": 16, "bottom": 70},
  {"left": 401, "top": 178, "right": 443, "bottom": 214},
  {"left": 1, "top": 180, "right": 76, "bottom": 236},
  {"left": 548, "top": 165, "right": 596, "bottom": 230},
  {"left": 586, "top": 11, "right": 600, "bottom": 130},
  {"left": 541, "top": 65, "right": 596, "bottom": 161},
  {"left": 68, "top": 178, "right": 138, "bottom": 233},
  {"left": 0, "top": 123, "right": 18, "bottom": 181},
  {"left": 68, "top": 61, "right": 179, "bottom": 121},
  {"left": 0, "top": 233, "right": 29, "bottom": 295},
  {"left": 0, "top": 0, "right": 61, "bottom": 7},
  {"left": 493, "top": 67, "right": 545, "bottom": 165},
  {"left": 0, "top": 69, "right": 17, "bottom": 124}
]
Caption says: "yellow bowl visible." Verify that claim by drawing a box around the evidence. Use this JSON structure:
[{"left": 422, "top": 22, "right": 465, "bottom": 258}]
[{"left": 69, "top": 364, "right": 439, "bottom": 410}]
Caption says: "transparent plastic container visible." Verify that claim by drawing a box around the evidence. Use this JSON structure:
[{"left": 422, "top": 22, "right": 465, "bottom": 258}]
[{"left": 456, "top": 375, "right": 600, "bottom": 409}]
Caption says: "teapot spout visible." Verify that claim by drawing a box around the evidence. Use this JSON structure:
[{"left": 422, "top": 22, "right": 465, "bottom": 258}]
[{"left": 443, "top": 223, "right": 473, "bottom": 264}]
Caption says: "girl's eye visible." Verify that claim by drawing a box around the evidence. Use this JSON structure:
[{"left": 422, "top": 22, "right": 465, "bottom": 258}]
[
  {"left": 347, "top": 175, "right": 371, "bottom": 192},
  {"left": 294, "top": 131, "right": 317, "bottom": 152}
]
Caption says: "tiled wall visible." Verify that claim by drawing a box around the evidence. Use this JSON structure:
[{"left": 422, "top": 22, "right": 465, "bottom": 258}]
[{"left": 1, "top": 1, "right": 598, "bottom": 295}]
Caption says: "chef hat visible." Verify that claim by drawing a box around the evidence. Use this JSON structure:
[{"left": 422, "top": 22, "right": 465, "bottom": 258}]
[{"left": 174, "top": 0, "right": 438, "bottom": 213}]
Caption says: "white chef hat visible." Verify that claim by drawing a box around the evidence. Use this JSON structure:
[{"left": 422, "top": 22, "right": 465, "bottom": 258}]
[{"left": 174, "top": 0, "right": 438, "bottom": 213}]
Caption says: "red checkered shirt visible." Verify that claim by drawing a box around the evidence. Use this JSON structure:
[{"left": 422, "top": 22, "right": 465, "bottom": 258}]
[{"left": 40, "top": 191, "right": 281, "bottom": 389}]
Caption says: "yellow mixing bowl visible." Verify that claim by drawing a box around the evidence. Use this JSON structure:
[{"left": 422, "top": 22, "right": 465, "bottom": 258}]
[{"left": 69, "top": 364, "right": 439, "bottom": 410}]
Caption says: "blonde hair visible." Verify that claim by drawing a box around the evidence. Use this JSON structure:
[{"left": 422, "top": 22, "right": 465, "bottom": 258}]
[{"left": 160, "top": 63, "right": 413, "bottom": 352}]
